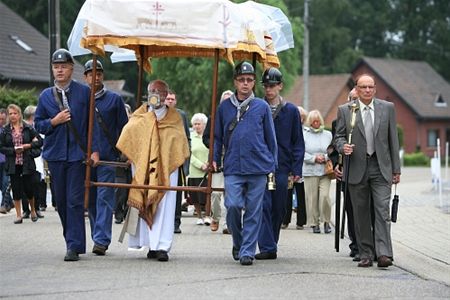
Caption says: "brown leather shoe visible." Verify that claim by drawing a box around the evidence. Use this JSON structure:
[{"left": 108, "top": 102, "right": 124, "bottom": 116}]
[
  {"left": 92, "top": 244, "right": 107, "bottom": 256},
  {"left": 357, "top": 258, "right": 373, "bottom": 267},
  {"left": 210, "top": 220, "right": 219, "bottom": 232},
  {"left": 377, "top": 256, "right": 393, "bottom": 268}
]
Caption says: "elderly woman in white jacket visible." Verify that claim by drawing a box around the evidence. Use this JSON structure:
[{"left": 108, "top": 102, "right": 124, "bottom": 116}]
[{"left": 302, "top": 110, "right": 333, "bottom": 234}]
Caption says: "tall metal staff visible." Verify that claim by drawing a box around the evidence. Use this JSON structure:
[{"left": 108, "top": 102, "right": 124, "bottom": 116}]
[{"left": 340, "top": 103, "right": 359, "bottom": 240}]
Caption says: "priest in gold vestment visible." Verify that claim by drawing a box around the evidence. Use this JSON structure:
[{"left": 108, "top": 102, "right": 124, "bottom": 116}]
[{"left": 117, "top": 80, "right": 190, "bottom": 261}]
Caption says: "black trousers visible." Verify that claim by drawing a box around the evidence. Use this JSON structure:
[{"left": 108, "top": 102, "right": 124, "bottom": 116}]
[
  {"left": 343, "top": 184, "right": 358, "bottom": 253},
  {"left": 114, "top": 167, "right": 131, "bottom": 222},
  {"left": 174, "top": 168, "right": 184, "bottom": 228},
  {"left": 283, "top": 182, "right": 307, "bottom": 226}
]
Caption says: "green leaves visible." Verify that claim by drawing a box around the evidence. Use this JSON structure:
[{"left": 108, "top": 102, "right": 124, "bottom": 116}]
[{"left": 0, "top": 86, "right": 38, "bottom": 111}]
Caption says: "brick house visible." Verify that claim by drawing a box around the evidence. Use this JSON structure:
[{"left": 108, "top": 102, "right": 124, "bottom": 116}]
[
  {"left": 352, "top": 57, "right": 450, "bottom": 157},
  {"left": 284, "top": 57, "right": 450, "bottom": 157}
]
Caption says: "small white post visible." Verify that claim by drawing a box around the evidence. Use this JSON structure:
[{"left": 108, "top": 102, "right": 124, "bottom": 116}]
[
  {"left": 437, "top": 138, "right": 442, "bottom": 208},
  {"left": 445, "top": 142, "right": 449, "bottom": 182}
]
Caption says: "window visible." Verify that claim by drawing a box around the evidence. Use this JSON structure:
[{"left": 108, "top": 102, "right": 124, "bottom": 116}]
[
  {"left": 9, "top": 35, "right": 34, "bottom": 53},
  {"left": 427, "top": 129, "right": 439, "bottom": 147},
  {"left": 434, "top": 94, "right": 447, "bottom": 107}
]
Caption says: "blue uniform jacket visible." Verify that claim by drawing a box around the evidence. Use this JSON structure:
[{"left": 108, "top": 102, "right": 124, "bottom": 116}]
[
  {"left": 95, "top": 91, "right": 128, "bottom": 161},
  {"left": 272, "top": 102, "right": 305, "bottom": 176},
  {"left": 214, "top": 98, "right": 278, "bottom": 176},
  {"left": 35, "top": 80, "right": 99, "bottom": 162}
]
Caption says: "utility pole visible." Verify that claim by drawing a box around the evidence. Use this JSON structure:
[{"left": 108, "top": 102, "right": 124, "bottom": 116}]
[
  {"left": 303, "top": 0, "right": 310, "bottom": 111},
  {"left": 48, "top": 0, "right": 60, "bottom": 84}
]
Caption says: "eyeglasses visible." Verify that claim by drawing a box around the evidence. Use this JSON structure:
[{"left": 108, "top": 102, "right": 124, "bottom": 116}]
[
  {"left": 357, "top": 85, "right": 375, "bottom": 90},
  {"left": 236, "top": 77, "right": 255, "bottom": 83}
]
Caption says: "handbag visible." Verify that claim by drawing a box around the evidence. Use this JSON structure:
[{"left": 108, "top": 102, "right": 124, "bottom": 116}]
[{"left": 325, "top": 160, "right": 335, "bottom": 180}]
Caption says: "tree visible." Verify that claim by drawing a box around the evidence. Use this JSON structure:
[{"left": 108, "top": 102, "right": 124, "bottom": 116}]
[
  {"left": 388, "top": 0, "right": 450, "bottom": 80},
  {"left": 284, "top": 0, "right": 450, "bottom": 81}
]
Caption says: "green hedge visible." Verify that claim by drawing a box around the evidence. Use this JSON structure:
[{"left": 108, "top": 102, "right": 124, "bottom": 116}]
[
  {"left": 403, "top": 152, "right": 430, "bottom": 166},
  {"left": 0, "top": 86, "right": 38, "bottom": 111}
]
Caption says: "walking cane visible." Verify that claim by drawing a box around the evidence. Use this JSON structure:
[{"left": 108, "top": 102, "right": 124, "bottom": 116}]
[
  {"left": 341, "top": 103, "right": 359, "bottom": 239},
  {"left": 335, "top": 154, "right": 342, "bottom": 252}
]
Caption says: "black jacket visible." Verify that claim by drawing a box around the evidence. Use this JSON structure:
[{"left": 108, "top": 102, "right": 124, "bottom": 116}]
[{"left": 0, "top": 122, "right": 43, "bottom": 175}]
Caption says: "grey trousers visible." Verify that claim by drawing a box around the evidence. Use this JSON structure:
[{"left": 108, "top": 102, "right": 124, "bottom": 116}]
[{"left": 349, "top": 156, "right": 393, "bottom": 260}]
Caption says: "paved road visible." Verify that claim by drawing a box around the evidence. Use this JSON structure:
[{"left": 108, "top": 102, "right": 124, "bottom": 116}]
[{"left": 0, "top": 167, "right": 449, "bottom": 299}]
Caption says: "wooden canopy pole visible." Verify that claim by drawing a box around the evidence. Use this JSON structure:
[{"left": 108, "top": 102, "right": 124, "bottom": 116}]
[
  {"left": 84, "top": 55, "right": 98, "bottom": 209},
  {"left": 137, "top": 45, "right": 145, "bottom": 105},
  {"left": 205, "top": 49, "right": 220, "bottom": 205}
]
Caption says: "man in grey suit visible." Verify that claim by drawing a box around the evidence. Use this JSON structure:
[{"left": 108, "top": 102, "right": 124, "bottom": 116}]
[{"left": 334, "top": 74, "right": 401, "bottom": 268}]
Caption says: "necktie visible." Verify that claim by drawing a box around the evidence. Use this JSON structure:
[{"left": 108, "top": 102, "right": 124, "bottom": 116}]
[
  {"left": 61, "top": 89, "right": 70, "bottom": 111},
  {"left": 364, "top": 106, "right": 374, "bottom": 155}
]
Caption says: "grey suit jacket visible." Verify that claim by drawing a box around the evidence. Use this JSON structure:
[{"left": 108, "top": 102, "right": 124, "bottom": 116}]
[{"left": 334, "top": 98, "right": 401, "bottom": 184}]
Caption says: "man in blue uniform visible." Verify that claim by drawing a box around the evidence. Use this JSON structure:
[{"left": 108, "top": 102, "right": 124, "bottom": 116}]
[
  {"left": 35, "top": 49, "right": 99, "bottom": 261},
  {"left": 213, "top": 61, "right": 277, "bottom": 266},
  {"left": 256, "top": 68, "right": 305, "bottom": 260},
  {"left": 84, "top": 60, "right": 128, "bottom": 256}
]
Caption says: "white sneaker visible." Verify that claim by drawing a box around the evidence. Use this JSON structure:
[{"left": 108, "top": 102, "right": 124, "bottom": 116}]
[
  {"left": 203, "top": 216, "right": 212, "bottom": 226},
  {"left": 196, "top": 218, "right": 204, "bottom": 225}
]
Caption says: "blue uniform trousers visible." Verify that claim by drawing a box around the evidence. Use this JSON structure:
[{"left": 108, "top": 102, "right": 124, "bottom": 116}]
[
  {"left": 0, "top": 162, "right": 13, "bottom": 208},
  {"left": 88, "top": 165, "right": 116, "bottom": 247},
  {"left": 225, "top": 174, "right": 266, "bottom": 259},
  {"left": 48, "top": 161, "right": 86, "bottom": 254},
  {"left": 258, "top": 172, "right": 288, "bottom": 253}
]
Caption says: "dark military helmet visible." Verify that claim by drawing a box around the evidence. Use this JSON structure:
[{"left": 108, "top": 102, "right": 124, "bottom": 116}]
[
  {"left": 234, "top": 61, "right": 255, "bottom": 78},
  {"left": 51, "top": 48, "right": 74, "bottom": 64},
  {"left": 84, "top": 59, "right": 104, "bottom": 75},
  {"left": 261, "top": 67, "right": 283, "bottom": 84}
]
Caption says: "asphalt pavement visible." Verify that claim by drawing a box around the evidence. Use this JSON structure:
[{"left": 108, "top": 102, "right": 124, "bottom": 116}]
[{"left": 0, "top": 166, "right": 449, "bottom": 299}]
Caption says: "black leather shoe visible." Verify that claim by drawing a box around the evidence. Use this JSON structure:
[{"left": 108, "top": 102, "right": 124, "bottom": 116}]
[
  {"left": 64, "top": 250, "right": 80, "bottom": 261},
  {"left": 92, "top": 244, "right": 107, "bottom": 256},
  {"left": 31, "top": 214, "right": 38, "bottom": 222},
  {"left": 313, "top": 225, "right": 321, "bottom": 234},
  {"left": 349, "top": 249, "right": 358, "bottom": 258},
  {"left": 147, "top": 250, "right": 157, "bottom": 259},
  {"left": 255, "top": 252, "right": 277, "bottom": 260},
  {"left": 324, "top": 222, "right": 331, "bottom": 234},
  {"left": 156, "top": 250, "right": 169, "bottom": 262},
  {"left": 114, "top": 218, "right": 123, "bottom": 224},
  {"left": 232, "top": 246, "right": 240, "bottom": 261},
  {"left": 240, "top": 256, "right": 253, "bottom": 266},
  {"left": 36, "top": 211, "right": 44, "bottom": 218},
  {"left": 22, "top": 211, "right": 30, "bottom": 219},
  {"left": 13, "top": 217, "right": 23, "bottom": 224},
  {"left": 377, "top": 256, "right": 393, "bottom": 268},
  {"left": 352, "top": 253, "right": 361, "bottom": 262},
  {"left": 174, "top": 226, "right": 182, "bottom": 234},
  {"left": 357, "top": 258, "right": 373, "bottom": 267}
]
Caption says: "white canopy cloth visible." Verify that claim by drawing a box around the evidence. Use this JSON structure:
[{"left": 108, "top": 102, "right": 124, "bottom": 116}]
[{"left": 68, "top": 0, "right": 294, "bottom": 70}]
